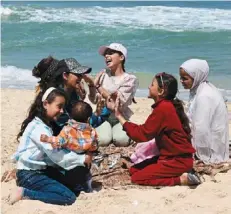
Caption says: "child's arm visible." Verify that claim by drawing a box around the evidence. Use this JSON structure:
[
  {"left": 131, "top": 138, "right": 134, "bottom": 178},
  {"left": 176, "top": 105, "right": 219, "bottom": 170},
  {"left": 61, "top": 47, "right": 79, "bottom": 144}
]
[
  {"left": 40, "top": 134, "right": 62, "bottom": 149},
  {"left": 40, "top": 127, "right": 68, "bottom": 149},
  {"left": 111, "top": 96, "right": 164, "bottom": 142},
  {"left": 90, "top": 107, "right": 111, "bottom": 128},
  {"left": 32, "top": 127, "right": 86, "bottom": 170}
]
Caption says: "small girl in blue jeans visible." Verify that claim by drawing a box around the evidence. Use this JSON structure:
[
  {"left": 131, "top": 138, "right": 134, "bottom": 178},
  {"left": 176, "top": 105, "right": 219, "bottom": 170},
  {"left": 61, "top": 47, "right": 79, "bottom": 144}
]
[{"left": 10, "top": 87, "right": 92, "bottom": 205}]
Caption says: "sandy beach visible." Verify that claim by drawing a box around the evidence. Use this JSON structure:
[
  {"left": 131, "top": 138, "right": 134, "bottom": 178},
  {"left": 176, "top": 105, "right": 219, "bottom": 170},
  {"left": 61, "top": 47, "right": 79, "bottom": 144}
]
[{"left": 1, "top": 88, "right": 231, "bottom": 214}]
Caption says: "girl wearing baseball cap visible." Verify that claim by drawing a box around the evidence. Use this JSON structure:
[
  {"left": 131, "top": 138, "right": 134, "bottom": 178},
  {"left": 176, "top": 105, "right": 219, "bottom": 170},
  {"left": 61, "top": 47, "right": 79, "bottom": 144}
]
[{"left": 92, "top": 43, "right": 139, "bottom": 147}]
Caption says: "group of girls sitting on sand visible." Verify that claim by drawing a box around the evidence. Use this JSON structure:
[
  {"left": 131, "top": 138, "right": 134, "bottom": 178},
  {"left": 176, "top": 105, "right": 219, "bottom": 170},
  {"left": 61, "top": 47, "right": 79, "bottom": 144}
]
[{"left": 9, "top": 43, "right": 229, "bottom": 205}]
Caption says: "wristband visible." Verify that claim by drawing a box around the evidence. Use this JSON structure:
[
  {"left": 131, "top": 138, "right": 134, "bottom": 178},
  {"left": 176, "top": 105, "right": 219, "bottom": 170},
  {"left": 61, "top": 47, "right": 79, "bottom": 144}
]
[{"left": 96, "top": 85, "right": 101, "bottom": 90}]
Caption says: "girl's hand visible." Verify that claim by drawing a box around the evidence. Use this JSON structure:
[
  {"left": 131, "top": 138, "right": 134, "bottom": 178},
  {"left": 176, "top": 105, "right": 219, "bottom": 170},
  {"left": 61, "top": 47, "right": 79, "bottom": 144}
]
[
  {"left": 40, "top": 134, "right": 49, "bottom": 142},
  {"left": 76, "top": 81, "right": 86, "bottom": 100},
  {"left": 106, "top": 92, "right": 118, "bottom": 111},
  {"left": 114, "top": 96, "right": 123, "bottom": 118},
  {"left": 115, "top": 97, "right": 127, "bottom": 125},
  {"left": 95, "top": 95, "right": 105, "bottom": 116},
  {"left": 84, "top": 153, "right": 93, "bottom": 169},
  {"left": 94, "top": 70, "right": 105, "bottom": 87},
  {"left": 51, "top": 142, "right": 62, "bottom": 149},
  {"left": 83, "top": 74, "right": 94, "bottom": 87},
  {"left": 106, "top": 97, "right": 115, "bottom": 111}
]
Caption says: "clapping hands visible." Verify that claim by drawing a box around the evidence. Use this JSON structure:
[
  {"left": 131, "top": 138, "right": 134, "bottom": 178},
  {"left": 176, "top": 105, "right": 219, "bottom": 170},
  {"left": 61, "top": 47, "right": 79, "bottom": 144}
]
[
  {"left": 94, "top": 70, "right": 105, "bottom": 87},
  {"left": 106, "top": 93, "right": 122, "bottom": 118},
  {"left": 95, "top": 95, "right": 105, "bottom": 116}
]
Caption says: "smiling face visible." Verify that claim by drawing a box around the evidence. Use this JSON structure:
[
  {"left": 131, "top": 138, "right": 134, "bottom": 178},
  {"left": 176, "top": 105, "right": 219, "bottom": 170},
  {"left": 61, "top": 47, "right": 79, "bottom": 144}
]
[
  {"left": 179, "top": 68, "right": 194, "bottom": 89},
  {"left": 63, "top": 72, "right": 83, "bottom": 90},
  {"left": 43, "top": 96, "right": 65, "bottom": 122},
  {"left": 104, "top": 49, "right": 124, "bottom": 70}
]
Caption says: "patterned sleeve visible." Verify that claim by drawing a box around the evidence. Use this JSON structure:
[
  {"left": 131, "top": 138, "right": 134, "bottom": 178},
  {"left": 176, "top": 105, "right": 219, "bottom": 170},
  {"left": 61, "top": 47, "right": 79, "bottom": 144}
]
[
  {"left": 57, "top": 126, "right": 69, "bottom": 146},
  {"left": 89, "top": 128, "right": 98, "bottom": 151},
  {"left": 33, "top": 126, "right": 85, "bottom": 169},
  {"left": 117, "top": 74, "right": 139, "bottom": 106}
]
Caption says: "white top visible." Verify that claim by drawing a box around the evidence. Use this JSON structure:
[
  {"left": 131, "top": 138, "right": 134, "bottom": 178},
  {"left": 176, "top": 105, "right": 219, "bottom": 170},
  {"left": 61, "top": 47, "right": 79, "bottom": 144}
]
[
  {"left": 187, "top": 82, "right": 229, "bottom": 164},
  {"left": 180, "top": 59, "right": 229, "bottom": 164},
  {"left": 12, "top": 117, "right": 85, "bottom": 170},
  {"left": 99, "top": 70, "right": 139, "bottom": 120}
]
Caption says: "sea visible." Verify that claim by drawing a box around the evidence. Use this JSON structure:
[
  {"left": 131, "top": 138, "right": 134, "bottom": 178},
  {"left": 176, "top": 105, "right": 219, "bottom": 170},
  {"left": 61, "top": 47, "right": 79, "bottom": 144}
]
[{"left": 1, "top": 1, "right": 231, "bottom": 100}]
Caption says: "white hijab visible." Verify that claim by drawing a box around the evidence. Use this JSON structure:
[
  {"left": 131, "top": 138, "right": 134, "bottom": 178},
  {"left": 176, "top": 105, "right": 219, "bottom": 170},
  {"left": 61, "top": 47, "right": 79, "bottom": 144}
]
[
  {"left": 180, "top": 59, "right": 209, "bottom": 98},
  {"left": 180, "top": 59, "right": 229, "bottom": 164}
]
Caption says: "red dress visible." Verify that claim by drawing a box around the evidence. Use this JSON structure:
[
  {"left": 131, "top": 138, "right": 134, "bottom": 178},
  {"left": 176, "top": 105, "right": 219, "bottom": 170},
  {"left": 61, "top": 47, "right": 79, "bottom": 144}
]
[{"left": 123, "top": 99, "right": 195, "bottom": 186}]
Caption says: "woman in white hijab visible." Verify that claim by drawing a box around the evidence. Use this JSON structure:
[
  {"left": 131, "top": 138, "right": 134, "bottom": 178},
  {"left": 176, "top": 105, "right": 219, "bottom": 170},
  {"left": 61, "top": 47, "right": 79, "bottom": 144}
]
[{"left": 179, "top": 59, "right": 229, "bottom": 164}]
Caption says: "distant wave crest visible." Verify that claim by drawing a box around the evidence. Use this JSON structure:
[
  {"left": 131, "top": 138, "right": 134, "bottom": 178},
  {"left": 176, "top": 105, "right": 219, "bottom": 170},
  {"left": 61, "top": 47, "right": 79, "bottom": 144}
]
[
  {"left": 1, "top": 65, "right": 231, "bottom": 101},
  {"left": 1, "top": 5, "right": 231, "bottom": 31},
  {"left": 0, "top": 6, "right": 13, "bottom": 15},
  {"left": 1, "top": 65, "right": 37, "bottom": 89}
]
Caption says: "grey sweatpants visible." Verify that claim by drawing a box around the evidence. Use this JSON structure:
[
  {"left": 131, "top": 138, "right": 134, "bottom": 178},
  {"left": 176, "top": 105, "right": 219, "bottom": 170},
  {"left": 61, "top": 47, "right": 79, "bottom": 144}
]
[{"left": 95, "top": 121, "right": 130, "bottom": 147}]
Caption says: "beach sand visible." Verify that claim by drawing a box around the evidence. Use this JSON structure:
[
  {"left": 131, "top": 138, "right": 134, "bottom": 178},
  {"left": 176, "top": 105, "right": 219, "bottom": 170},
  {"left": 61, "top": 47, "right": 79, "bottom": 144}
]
[{"left": 1, "top": 88, "right": 231, "bottom": 214}]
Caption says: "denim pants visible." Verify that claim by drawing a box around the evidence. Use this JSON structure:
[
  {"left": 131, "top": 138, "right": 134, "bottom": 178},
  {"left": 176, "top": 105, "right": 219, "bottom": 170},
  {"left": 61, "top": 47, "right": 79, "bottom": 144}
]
[{"left": 16, "top": 166, "right": 91, "bottom": 205}]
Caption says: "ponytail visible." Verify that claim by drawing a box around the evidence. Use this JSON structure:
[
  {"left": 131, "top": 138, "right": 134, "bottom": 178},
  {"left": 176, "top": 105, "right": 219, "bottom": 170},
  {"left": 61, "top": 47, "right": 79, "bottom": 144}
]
[
  {"left": 172, "top": 98, "right": 191, "bottom": 139},
  {"left": 120, "top": 58, "right": 138, "bottom": 104}
]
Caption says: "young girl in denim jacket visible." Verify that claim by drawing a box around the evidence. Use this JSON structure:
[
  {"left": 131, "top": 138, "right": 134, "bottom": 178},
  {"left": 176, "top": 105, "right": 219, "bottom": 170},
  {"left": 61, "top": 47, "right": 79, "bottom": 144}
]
[{"left": 10, "top": 88, "right": 92, "bottom": 205}]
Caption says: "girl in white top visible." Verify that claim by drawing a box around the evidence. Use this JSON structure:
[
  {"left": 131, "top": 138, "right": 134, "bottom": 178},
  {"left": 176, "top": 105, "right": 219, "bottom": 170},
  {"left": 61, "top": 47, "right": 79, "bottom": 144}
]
[
  {"left": 10, "top": 88, "right": 92, "bottom": 205},
  {"left": 93, "top": 43, "right": 139, "bottom": 146},
  {"left": 179, "top": 59, "right": 229, "bottom": 164}
]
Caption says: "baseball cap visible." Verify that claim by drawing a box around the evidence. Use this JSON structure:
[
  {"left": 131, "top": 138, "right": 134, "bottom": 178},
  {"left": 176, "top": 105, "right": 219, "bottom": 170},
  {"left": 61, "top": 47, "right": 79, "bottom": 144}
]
[
  {"left": 98, "top": 43, "right": 127, "bottom": 59},
  {"left": 63, "top": 58, "right": 92, "bottom": 75}
]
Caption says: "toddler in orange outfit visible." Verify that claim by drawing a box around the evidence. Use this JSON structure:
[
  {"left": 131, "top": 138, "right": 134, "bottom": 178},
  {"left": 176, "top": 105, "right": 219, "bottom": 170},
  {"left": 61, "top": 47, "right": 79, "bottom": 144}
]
[{"left": 41, "top": 100, "right": 98, "bottom": 154}]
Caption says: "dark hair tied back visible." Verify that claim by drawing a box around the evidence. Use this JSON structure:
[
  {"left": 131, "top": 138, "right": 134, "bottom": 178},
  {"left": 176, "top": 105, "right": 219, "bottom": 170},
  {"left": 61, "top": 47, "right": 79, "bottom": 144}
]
[
  {"left": 32, "top": 56, "right": 63, "bottom": 93},
  {"left": 172, "top": 97, "right": 191, "bottom": 139},
  {"left": 156, "top": 73, "right": 191, "bottom": 139},
  {"left": 32, "top": 56, "right": 55, "bottom": 78}
]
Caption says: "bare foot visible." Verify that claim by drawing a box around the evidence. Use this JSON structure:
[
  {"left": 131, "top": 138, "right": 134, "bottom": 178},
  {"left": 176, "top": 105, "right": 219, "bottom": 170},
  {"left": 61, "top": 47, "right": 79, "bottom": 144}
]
[
  {"left": 1, "top": 169, "right": 17, "bottom": 182},
  {"left": 8, "top": 187, "right": 24, "bottom": 205},
  {"left": 120, "top": 158, "right": 133, "bottom": 169},
  {"left": 180, "top": 173, "right": 188, "bottom": 185}
]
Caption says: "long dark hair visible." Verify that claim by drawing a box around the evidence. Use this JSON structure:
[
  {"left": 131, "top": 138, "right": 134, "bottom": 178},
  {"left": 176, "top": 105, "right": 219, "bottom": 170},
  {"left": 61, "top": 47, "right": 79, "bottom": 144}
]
[
  {"left": 17, "top": 88, "right": 67, "bottom": 141},
  {"left": 155, "top": 72, "right": 191, "bottom": 138},
  {"left": 118, "top": 52, "right": 137, "bottom": 104}
]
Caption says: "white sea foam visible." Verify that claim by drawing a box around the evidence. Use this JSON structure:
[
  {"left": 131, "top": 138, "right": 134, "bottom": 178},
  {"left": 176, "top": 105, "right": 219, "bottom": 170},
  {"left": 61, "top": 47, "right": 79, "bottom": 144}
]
[
  {"left": 2, "top": 5, "right": 231, "bottom": 31},
  {"left": 0, "top": 66, "right": 37, "bottom": 89},
  {"left": 0, "top": 6, "right": 13, "bottom": 15},
  {"left": 1, "top": 65, "right": 231, "bottom": 101}
]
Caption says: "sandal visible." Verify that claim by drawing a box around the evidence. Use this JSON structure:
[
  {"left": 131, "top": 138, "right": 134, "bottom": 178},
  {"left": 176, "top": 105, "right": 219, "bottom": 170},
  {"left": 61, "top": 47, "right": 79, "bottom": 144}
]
[{"left": 187, "top": 172, "right": 201, "bottom": 185}]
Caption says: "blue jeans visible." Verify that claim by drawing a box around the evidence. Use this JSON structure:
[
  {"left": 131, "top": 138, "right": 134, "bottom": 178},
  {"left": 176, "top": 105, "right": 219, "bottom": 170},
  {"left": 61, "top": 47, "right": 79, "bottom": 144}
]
[{"left": 16, "top": 166, "right": 91, "bottom": 205}]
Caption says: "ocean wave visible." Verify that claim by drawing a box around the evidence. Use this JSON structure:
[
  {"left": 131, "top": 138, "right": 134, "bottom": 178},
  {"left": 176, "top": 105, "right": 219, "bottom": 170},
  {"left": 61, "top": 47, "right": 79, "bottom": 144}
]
[
  {"left": 1, "top": 65, "right": 37, "bottom": 89},
  {"left": 1, "top": 65, "right": 231, "bottom": 101},
  {"left": 1, "top": 5, "right": 231, "bottom": 31},
  {"left": 0, "top": 6, "right": 13, "bottom": 15}
]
